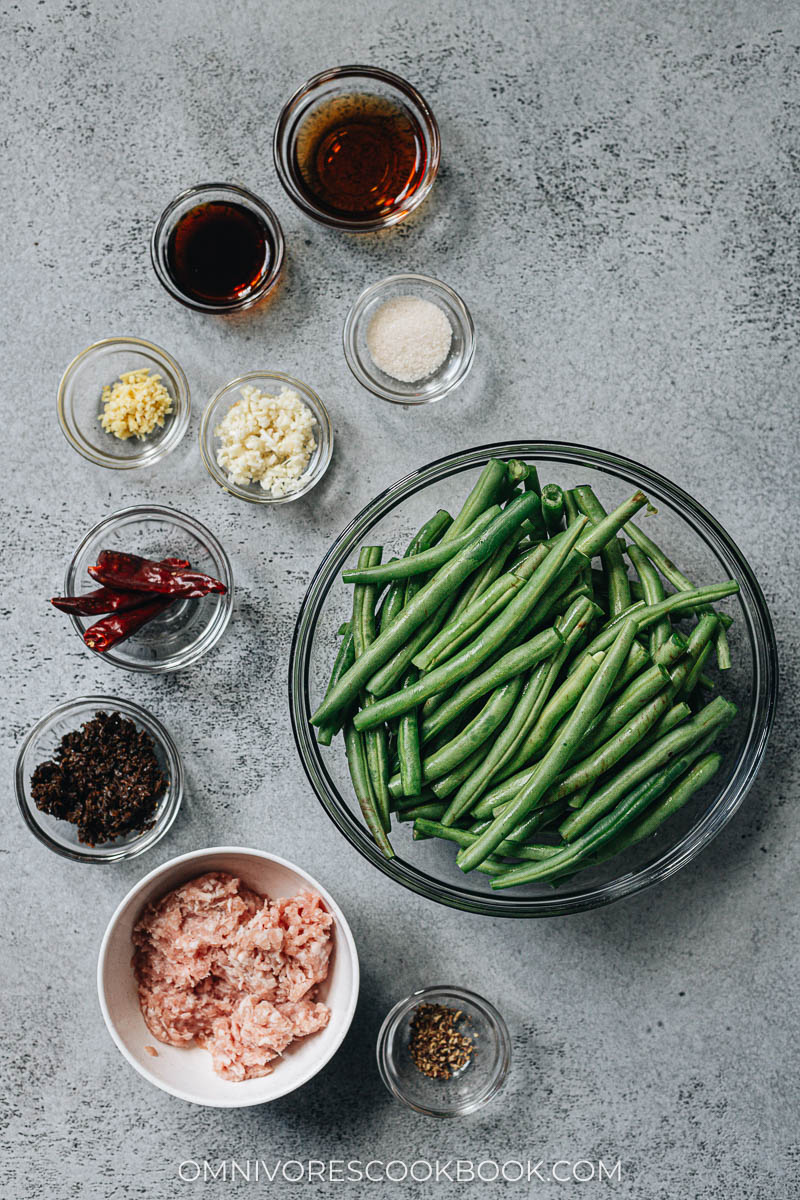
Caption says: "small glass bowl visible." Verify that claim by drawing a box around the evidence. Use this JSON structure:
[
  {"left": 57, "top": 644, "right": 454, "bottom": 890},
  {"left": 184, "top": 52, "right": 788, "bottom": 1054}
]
[
  {"left": 273, "top": 65, "right": 441, "bottom": 233},
  {"left": 377, "top": 986, "right": 511, "bottom": 1117},
  {"left": 150, "top": 182, "right": 285, "bottom": 313},
  {"left": 343, "top": 274, "right": 475, "bottom": 405},
  {"left": 199, "top": 371, "right": 334, "bottom": 505},
  {"left": 15, "top": 695, "right": 183, "bottom": 864},
  {"left": 64, "top": 505, "right": 234, "bottom": 672},
  {"left": 58, "top": 337, "right": 191, "bottom": 470}
]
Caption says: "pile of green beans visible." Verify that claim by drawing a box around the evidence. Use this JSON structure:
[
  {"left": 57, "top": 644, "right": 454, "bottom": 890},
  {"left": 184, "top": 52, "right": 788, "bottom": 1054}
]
[{"left": 311, "top": 461, "right": 740, "bottom": 886}]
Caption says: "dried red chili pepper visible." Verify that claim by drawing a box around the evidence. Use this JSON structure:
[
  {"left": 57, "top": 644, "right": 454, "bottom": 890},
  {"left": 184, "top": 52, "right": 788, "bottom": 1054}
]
[
  {"left": 52, "top": 589, "right": 149, "bottom": 616},
  {"left": 88, "top": 550, "right": 226, "bottom": 598},
  {"left": 50, "top": 559, "right": 191, "bottom": 616},
  {"left": 84, "top": 597, "right": 174, "bottom": 652}
]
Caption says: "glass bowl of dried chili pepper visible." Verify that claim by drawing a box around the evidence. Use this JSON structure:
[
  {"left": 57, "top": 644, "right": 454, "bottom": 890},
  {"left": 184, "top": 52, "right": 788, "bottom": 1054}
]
[
  {"left": 62, "top": 505, "right": 234, "bottom": 672},
  {"left": 376, "top": 985, "right": 511, "bottom": 1117},
  {"left": 15, "top": 695, "right": 183, "bottom": 863}
]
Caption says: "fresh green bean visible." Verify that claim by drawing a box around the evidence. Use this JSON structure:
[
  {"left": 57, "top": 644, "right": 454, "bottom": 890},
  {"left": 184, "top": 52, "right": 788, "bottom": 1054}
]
[
  {"left": 413, "top": 545, "right": 549, "bottom": 672},
  {"left": 492, "top": 743, "right": 722, "bottom": 887},
  {"left": 414, "top": 818, "right": 561, "bottom": 862},
  {"left": 440, "top": 666, "right": 549, "bottom": 826},
  {"left": 344, "top": 722, "right": 393, "bottom": 857},
  {"left": 507, "top": 459, "right": 533, "bottom": 489},
  {"left": 558, "top": 695, "right": 735, "bottom": 841},
  {"left": 653, "top": 630, "right": 688, "bottom": 666},
  {"left": 430, "top": 746, "right": 487, "bottom": 798},
  {"left": 497, "top": 650, "right": 606, "bottom": 780},
  {"left": 418, "top": 676, "right": 524, "bottom": 784},
  {"left": 623, "top": 517, "right": 732, "bottom": 669},
  {"left": 573, "top": 486, "right": 632, "bottom": 617},
  {"left": 547, "top": 686, "right": 679, "bottom": 803},
  {"left": 627, "top": 543, "right": 670, "bottom": 656},
  {"left": 312, "top": 492, "right": 542, "bottom": 727},
  {"left": 398, "top": 668, "right": 422, "bottom": 796},
  {"left": 354, "top": 524, "right": 587, "bottom": 730},
  {"left": 397, "top": 801, "right": 447, "bottom": 823},
  {"left": 316, "top": 626, "right": 356, "bottom": 746},
  {"left": 429, "top": 595, "right": 597, "bottom": 772},
  {"left": 379, "top": 511, "right": 453, "bottom": 635},
  {"left": 597, "top": 752, "right": 723, "bottom": 859},
  {"left": 353, "top": 547, "right": 392, "bottom": 832},
  {"left": 574, "top": 581, "right": 739, "bottom": 663},
  {"left": 574, "top": 491, "right": 647, "bottom": 558},
  {"left": 449, "top": 527, "right": 522, "bottom": 620},
  {"left": 456, "top": 618, "right": 639, "bottom": 872},
  {"left": 578, "top": 664, "right": 671, "bottom": 757},
  {"left": 632, "top": 701, "right": 692, "bottom": 756},
  {"left": 541, "top": 483, "right": 565, "bottom": 535},
  {"left": 418, "top": 624, "right": 578, "bottom": 747},
  {"left": 475, "top": 797, "right": 569, "bottom": 842},
  {"left": 680, "top": 640, "right": 714, "bottom": 698},
  {"left": 443, "top": 459, "right": 509, "bottom": 542},
  {"left": 522, "top": 464, "right": 541, "bottom": 495},
  {"left": 342, "top": 508, "right": 499, "bottom": 585}
]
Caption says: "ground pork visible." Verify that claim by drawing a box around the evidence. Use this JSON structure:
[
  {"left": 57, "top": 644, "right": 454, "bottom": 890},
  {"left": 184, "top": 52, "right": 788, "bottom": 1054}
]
[{"left": 133, "top": 872, "right": 333, "bottom": 1080}]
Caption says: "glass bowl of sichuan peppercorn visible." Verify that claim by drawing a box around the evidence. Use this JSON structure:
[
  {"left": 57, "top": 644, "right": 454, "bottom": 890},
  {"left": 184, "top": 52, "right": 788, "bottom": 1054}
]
[
  {"left": 377, "top": 986, "right": 511, "bottom": 1117},
  {"left": 15, "top": 695, "right": 183, "bottom": 863},
  {"left": 63, "top": 505, "right": 234, "bottom": 672},
  {"left": 289, "top": 441, "right": 777, "bottom": 918},
  {"left": 273, "top": 66, "right": 441, "bottom": 232}
]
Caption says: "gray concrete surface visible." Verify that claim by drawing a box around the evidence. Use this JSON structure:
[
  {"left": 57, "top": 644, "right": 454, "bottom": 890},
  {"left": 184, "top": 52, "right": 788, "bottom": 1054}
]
[{"left": 2, "top": 1, "right": 798, "bottom": 1197}]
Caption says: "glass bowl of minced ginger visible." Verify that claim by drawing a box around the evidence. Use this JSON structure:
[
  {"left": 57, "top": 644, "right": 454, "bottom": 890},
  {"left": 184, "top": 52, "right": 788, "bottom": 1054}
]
[{"left": 58, "top": 336, "right": 191, "bottom": 470}]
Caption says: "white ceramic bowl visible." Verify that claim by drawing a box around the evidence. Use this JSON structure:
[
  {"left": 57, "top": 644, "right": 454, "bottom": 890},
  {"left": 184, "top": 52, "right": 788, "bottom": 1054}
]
[{"left": 97, "top": 847, "right": 359, "bottom": 1107}]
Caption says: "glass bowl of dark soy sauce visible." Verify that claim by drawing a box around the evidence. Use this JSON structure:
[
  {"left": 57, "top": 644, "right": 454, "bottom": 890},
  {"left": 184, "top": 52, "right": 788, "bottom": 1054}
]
[
  {"left": 151, "top": 183, "right": 285, "bottom": 312},
  {"left": 274, "top": 66, "right": 440, "bottom": 232}
]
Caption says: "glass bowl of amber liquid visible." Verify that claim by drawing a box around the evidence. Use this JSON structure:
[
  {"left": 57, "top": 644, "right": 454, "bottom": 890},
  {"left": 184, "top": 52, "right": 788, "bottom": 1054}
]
[
  {"left": 376, "top": 986, "right": 511, "bottom": 1117},
  {"left": 150, "top": 182, "right": 285, "bottom": 312},
  {"left": 15, "top": 694, "right": 183, "bottom": 864},
  {"left": 273, "top": 65, "right": 441, "bottom": 232}
]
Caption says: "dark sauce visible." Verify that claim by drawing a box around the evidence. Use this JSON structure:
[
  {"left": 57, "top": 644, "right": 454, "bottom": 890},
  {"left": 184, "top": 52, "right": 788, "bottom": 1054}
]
[
  {"left": 166, "top": 201, "right": 272, "bottom": 305},
  {"left": 292, "top": 92, "right": 427, "bottom": 221}
]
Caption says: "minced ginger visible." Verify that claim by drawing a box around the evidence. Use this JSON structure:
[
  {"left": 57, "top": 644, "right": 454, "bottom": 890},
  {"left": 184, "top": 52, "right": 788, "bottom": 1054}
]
[{"left": 99, "top": 368, "right": 172, "bottom": 440}]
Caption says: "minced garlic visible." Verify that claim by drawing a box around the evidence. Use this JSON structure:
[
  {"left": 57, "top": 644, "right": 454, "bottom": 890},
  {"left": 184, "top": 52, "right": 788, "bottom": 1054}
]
[
  {"left": 99, "top": 368, "right": 173, "bottom": 440},
  {"left": 214, "top": 385, "right": 317, "bottom": 497}
]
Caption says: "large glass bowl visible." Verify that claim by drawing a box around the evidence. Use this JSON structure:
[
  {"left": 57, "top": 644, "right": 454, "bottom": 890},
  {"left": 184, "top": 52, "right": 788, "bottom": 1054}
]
[{"left": 289, "top": 442, "right": 777, "bottom": 917}]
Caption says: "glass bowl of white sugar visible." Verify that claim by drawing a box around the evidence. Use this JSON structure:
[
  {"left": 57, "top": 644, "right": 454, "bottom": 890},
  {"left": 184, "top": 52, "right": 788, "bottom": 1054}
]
[{"left": 343, "top": 274, "right": 475, "bottom": 404}]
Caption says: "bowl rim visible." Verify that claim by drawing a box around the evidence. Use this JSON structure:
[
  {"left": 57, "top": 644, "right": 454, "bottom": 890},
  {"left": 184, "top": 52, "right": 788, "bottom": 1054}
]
[
  {"left": 15, "top": 693, "right": 183, "bottom": 863},
  {"left": 57, "top": 336, "right": 191, "bottom": 470},
  {"left": 376, "top": 984, "right": 511, "bottom": 1117},
  {"left": 342, "top": 273, "right": 476, "bottom": 405},
  {"left": 272, "top": 64, "right": 441, "bottom": 232},
  {"left": 64, "top": 503, "right": 235, "bottom": 672},
  {"left": 149, "top": 181, "right": 286, "bottom": 313},
  {"left": 289, "top": 439, "right": 778, "bottom": 917},
  {"left": 96, "top": 845, "right": 361, "bottom": 1107},
  {"left": 199, "top": 370, "right": 334, "bottom": 505}
]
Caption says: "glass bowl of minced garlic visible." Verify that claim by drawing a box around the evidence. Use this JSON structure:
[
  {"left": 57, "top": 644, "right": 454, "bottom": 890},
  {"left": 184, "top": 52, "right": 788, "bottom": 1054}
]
[{"left": 58, "top": 337, "right": 191, "bottom": 470}]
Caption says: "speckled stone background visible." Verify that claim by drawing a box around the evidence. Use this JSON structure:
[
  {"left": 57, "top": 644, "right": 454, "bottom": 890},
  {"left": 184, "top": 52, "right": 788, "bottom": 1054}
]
[{"left": 2, "top": 1, "right": 798, "bottom": 1196}]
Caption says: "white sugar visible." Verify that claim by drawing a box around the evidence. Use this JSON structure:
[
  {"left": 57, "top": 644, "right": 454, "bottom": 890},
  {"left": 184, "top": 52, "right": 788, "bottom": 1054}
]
[{"left": 366, "top": 295, "right": 453, "bottom": 383}]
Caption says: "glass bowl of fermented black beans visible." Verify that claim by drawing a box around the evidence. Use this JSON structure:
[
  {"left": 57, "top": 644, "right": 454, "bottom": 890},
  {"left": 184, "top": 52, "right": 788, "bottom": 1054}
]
[{"left": 15, "top": 695, "right": 183, "bottom": 863}]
